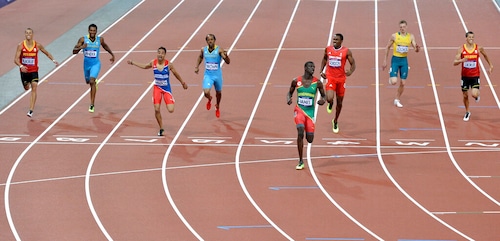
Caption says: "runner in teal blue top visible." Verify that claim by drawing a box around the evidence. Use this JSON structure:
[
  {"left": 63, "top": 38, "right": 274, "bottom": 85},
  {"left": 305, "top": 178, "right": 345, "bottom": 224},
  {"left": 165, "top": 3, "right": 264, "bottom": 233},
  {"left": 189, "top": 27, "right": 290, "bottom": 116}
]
[
  {"left": 73, "top": 24, "right": 115, "bottom": 113},
  {"left": 195, "top": 34, "right": 230, "bottom": 118}
]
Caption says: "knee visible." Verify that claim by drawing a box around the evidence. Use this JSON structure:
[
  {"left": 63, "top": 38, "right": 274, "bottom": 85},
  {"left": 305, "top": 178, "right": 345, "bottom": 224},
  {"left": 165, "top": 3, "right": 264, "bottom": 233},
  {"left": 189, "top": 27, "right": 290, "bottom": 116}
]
[{"left": 306, "top": 134, "right": 314, "bottom": 143}]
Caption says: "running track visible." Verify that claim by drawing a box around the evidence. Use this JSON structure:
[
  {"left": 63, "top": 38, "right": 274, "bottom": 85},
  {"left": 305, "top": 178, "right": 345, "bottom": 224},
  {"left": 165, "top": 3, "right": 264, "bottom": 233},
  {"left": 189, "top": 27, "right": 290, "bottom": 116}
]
[{"left": 1, "top": 0, "right": 499, "bottom": 240}]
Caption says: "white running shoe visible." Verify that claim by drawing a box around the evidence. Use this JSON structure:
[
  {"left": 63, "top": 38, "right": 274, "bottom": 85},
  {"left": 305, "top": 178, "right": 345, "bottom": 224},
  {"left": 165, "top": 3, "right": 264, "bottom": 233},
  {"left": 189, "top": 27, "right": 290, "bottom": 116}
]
[
  {"left": 394, "top": 99, "right": 403, "bottom": 108},
  {"left": 463, "top": 112, "right": 470, "bottom": 121},
  {"left": 475, "top": 96, "right": 480, "bottom": 103}
]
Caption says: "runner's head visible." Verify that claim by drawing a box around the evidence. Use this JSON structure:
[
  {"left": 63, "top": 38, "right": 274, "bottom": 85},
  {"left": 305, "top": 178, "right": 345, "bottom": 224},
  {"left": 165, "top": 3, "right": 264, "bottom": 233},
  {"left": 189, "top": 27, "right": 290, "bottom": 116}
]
[{"left": 157, "top": 46, "right": 167, "bottom": 61}]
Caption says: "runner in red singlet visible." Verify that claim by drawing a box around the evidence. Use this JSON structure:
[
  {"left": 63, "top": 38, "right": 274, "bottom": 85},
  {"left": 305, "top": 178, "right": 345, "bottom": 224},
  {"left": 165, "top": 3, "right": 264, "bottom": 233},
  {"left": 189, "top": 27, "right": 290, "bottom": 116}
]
[
  {"left": 453, "top": 31, "right": 493, "bottom": 121},
  {"left": 320, "top": 33, "right": 356, "bottom": 133},
  {"left": 14, "top": 28, "right": 59, "bottom": 118}
]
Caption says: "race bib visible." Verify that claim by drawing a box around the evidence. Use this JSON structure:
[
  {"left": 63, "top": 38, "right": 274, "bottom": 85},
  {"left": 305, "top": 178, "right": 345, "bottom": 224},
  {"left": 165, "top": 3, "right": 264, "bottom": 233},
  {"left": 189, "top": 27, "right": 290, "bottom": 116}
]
[
  {"left": 464, "top": 61, "right": 477, "bottom": 69},
  {"left": 298, "top": 96, "right": 313, "bottom": 107},
  {"left": 396, "top": 45, "right": 409, "bottom": 53},
  {"left": 328, "top": 56, "right": 341, "bottom": 68},
  {"left": 206, "top": 62, "right": 219, "bottom": 70},
  {"left": 154, "top": 79, "right": 168, "bottom": 86},
  {"left": 84, "top": 50, "right": 98, "bottom": 58},
  {"left": 21, "top": 58, "right": 35, "bottom": 66}
]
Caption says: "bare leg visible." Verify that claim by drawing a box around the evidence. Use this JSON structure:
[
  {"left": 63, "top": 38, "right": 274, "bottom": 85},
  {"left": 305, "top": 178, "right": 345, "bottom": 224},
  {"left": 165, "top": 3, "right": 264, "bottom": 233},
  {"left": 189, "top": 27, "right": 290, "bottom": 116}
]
[{"left": 29, "top": 82, "right": 38, "bottom": 111}]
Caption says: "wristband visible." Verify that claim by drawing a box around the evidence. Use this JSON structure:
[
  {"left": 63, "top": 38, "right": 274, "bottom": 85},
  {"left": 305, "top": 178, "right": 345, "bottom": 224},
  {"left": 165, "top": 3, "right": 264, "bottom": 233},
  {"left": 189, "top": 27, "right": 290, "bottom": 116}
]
[{"left": 19, "top": 65, "right": 24, "bottom": 69}]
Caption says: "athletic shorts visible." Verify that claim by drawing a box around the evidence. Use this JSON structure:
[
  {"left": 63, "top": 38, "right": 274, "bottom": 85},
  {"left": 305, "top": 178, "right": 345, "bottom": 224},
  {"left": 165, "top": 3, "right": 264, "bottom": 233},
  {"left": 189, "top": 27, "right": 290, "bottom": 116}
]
[
  {"left": 152, "top": 85, "right": 175, "bottom": 105},
  {"left": 461, "top": 76, "right": 480, "bottom": 91},
  {"left": 325, "top": 75, "right": 346, "bottom": 97},
  {"left": 202, "top": 74, "right": 223, "bottom": 91},
  {"left": 389, "top": 56, "right": 408, "bottom": 80},
  {"left": 294, "top": 106, "right": 315, "bottom": 133},
  {"left": 84, "top": 62, "right": 101, "bottom": 84},
  {"left": 20, "top": 72, "right": 39, "bottom": 86}
]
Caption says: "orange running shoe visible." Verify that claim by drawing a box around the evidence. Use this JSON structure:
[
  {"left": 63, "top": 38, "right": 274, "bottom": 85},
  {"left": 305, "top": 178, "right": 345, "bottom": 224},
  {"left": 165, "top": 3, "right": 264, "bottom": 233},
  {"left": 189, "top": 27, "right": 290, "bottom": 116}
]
[
  {"left": 215, "top": 108, "right": 220, "bottom": 118},
  {"left": 206, "top": 100, "right": 211, "bottom": 110}
]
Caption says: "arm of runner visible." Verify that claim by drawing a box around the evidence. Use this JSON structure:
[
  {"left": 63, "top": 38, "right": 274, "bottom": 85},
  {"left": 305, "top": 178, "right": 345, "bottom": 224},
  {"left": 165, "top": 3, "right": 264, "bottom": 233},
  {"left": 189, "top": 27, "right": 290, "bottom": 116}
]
[
  {"left": 287, "top": 78, "right": 297, "bottom": 105},
  {"left": 195, "top": 48, "right": 204, "bottom": 74},
  {"left": 169, "top": 63, "right": 188, "bottom": 89},
  {"left": 100, "top": 37, "right": 115, "bottom": 64},
  {"left": 38, "top": 42, "right": 59, "bottom": 66},
  {"left": 73, "top": 37, "right": 86, "bottom": 54}
]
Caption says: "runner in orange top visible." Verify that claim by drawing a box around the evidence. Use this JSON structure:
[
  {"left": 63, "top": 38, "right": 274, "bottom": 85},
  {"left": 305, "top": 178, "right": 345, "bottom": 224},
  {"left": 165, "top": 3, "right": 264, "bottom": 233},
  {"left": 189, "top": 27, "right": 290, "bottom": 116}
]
[
  {"left": 320, "top": 33, "right": 356, "bottom": 133},
  {"left": 453, "top": 31, "right": 493, "bottom": 121},
  {"left": 14, "top": 28, "right": 59, "bottom": 118}
]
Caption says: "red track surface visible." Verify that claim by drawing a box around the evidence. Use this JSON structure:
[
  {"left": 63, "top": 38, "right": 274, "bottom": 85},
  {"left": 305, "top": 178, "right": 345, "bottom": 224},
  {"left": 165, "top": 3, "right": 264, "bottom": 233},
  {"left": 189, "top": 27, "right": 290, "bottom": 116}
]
[{"left": 1, "top": 0, "right": 499, "bottom": 240}]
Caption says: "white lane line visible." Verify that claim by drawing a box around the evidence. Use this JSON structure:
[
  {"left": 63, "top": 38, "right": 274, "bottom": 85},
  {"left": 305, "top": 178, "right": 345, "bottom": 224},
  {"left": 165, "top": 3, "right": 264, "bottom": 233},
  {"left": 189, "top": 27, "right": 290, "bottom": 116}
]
[
  {"left": 232, "top": 1, "right": 301, "bottom": 240},
  {"left": 453, "top": 0, "right": 500, "bottom": 109},
  {"left": 375, "top": 0, "right": 475, "bottom": 239},
  {"left": 306, "top": 0, "right": 384, "bottom": 239},
  {"left": 3, "top": 1, "right": 148, "bottom": 240}
]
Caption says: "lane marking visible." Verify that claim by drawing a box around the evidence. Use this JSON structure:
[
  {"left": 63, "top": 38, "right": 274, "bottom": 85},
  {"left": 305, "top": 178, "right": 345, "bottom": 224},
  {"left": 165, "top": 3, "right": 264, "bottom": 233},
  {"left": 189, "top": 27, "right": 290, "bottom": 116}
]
[
  {"left": 217, "top": 225, "right": 272, "bottom": 230},
  {"left": 307, "top": 0, "right": 383, "bottom": 240},
  {"left": 269, "top": 186, "right": 319, "bottom": 190},
  {"left": 3, "top": 1, "right": 149, "bottom": 240}
]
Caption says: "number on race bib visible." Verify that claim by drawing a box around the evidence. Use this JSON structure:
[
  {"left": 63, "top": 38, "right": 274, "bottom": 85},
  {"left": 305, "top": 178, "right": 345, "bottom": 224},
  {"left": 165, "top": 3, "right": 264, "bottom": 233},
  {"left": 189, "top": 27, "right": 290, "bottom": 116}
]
[
  {"left": 328, "top": 56, "right": 341, "bottom": 68},
  {"left": 464, "top": 61, "right": 477, "bottom": 69},
  {"left": 21, "top": 58, "right": 35, "bottom": 66},
  {"left": 298, "top": 97, "right": 313, "bottom": 106},
  {"left": 396, "top": 45, "right": 409, "bottom": 53},
  {"left": 84, "top": 50, "right": 97, "bottom": 58},
  {"left": 206, "top": 62, "right": 219, "bottom": 70}
]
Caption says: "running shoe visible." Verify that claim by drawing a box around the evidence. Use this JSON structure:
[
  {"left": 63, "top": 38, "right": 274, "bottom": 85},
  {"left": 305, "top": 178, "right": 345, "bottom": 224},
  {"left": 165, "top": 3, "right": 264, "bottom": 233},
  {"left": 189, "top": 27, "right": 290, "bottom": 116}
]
[
  {"left": 295, "top": 161, "right": 304, "bottom": 170},
  {"left": 206, "top": 100, "right": 211, "bottom": 110},
  {"left": 332, "top": 120, "right": 339, "bottom": 133},
  {"left": 475, "top": 96, "right": 480, "bottom": 103},
  {"left": 463, "top": 112, "right": 470, "bottom": 121},
  {"left": 394, "top": 99, "right": 403, "bottom": 108},
  {"left": 158, "top": 128, "right": 165, "bottom": 136},
  {"left": 89, "top": 105, "right": 95, "bottom": 113},
  {"left": 215, "top": 108, "right": 220, "bottom": 118},
  {"left": 326, "top": 102, "right": 333, "bottom": 114},
  {"left": 27, "top": 110, "right": 33, "bottom": 118}
]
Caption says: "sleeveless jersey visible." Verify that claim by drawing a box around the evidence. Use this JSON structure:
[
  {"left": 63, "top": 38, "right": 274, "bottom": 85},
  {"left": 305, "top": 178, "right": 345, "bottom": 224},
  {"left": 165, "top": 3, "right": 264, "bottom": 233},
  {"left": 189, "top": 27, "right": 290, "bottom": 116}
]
[
  {"left": 461, "top": 44, "right": 480, "bottom": 77},
  {"left": 325, "top": 46, "right": 349, "bottom": 81},
  {"left": 392, "top": 32, "right": 411, "bottom": 58},
  {"left": 203, "top": 45, "right": 222, "bottom": 76},
  {"left": 296, "top": 76, "right": 319, "bottom": 119},
  {"left": 153, "top": 59, "right": 171, "bottom": 92},
  {"left": 83, "top": 35, "right": 101, "bottom": 65},
  {"left": 20, "top": 40, "right": 39, "bottom": 72}
]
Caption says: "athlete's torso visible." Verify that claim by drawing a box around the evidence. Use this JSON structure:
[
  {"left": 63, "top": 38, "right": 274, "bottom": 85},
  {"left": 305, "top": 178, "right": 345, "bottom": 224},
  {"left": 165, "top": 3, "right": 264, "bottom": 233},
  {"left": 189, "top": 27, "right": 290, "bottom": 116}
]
[
  {"left": 392, "top": 32, "right": 412, "bottom": 58},
  {"left": 203, "top": 45, "right": 222, "bottom": 75},
  {"left": 83, "top": 35, "right": 101, "bottom": 64},
  {"left": 153, "top": 58, "right": 171, "bottom": 92},
  {"left": 325, "top": 46, "right": 348, "bottom": 80},
  {"left": 461, "top": 43, "right": 480, "bottom": 77},
  {"left": 296, "top": 76, "right": 318, "bottom": 118},
  {"left": 20, "top": 40, "right": 39, "bottom": 72}
]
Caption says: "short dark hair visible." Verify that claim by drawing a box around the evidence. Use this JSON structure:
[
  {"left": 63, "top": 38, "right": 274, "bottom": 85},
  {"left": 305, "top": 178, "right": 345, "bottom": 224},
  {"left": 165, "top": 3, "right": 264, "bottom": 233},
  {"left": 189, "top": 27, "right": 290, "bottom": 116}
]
[
  {"left": 158, "top": 46, "right": 167, "bottom": 53},
  {"left": 335, "top": 33, "right": 344, "bottom": 41},
  {"left": 88, "top": 24, "right": 97, "bottom": 30},
  {"left": 399, "top": 20, "right": 408, "bottom": 25},
  {"left": 206, "top": 34, "right": 216, "bottom": 41},
  {"left": 465, "top": 31, "right": 474, "bottom": 37},
  {"left": 304, "top": 61, "right": 314, "bottom": 67}
]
